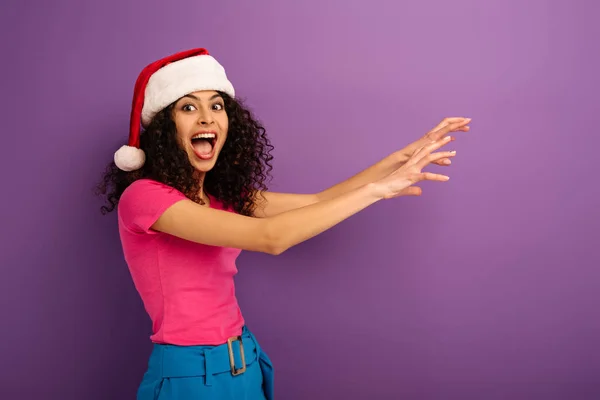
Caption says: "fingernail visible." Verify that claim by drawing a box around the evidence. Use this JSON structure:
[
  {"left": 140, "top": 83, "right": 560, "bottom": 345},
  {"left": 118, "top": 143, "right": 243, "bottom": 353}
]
[{"left": 451, "top": 150, "right": 456, "bottom": 154}]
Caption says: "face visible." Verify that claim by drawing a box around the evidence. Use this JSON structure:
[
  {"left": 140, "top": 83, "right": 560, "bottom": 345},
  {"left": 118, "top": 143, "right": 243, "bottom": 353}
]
[{"left": 172, "top": 90, "right": 229, "bottom": 173}]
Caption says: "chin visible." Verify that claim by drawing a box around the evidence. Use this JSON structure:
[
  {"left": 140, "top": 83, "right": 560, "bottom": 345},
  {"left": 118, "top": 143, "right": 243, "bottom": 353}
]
[{"left": 191, "top": 159, "right": 218, "bottom": 173}]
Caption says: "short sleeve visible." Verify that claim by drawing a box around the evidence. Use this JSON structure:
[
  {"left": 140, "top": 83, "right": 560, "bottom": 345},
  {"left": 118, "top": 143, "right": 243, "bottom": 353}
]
[{"left": 118, "top": 179, "right": 187, "bottom": 234}]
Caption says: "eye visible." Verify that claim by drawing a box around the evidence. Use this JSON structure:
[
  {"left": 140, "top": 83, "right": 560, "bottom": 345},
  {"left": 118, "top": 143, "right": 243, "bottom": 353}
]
[
  {"left": 182, "top": 103, "right": 197, "bottom": 112},
  {"left": 212, "top": 102, "right": 224, "bottom": 111}
]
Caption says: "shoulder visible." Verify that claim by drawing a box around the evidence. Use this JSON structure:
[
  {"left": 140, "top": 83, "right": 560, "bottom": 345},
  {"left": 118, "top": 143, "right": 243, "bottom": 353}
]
[
  {"left": 120, "top": 179, "right": 189, "bottom": 211},
  {"left": 122, "top": 178, "right": 184, "bottom": 199},
  {"left": 118, "top": 179, "right": 188, "bottom": 233}
]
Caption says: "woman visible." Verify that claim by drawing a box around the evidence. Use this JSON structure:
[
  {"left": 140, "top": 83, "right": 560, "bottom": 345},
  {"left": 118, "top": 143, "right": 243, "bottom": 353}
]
[{"left": 98, "top": 47, "right": 470, "bottom": 400}]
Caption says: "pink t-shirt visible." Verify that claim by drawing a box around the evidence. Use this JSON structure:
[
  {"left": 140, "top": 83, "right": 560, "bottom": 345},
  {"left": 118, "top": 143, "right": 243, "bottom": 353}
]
[{"left": 117, "top": 178, "right": 245, "bottom": 346}]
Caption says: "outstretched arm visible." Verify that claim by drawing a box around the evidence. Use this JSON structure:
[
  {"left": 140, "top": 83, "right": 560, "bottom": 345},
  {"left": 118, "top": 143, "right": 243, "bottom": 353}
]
[
  {"left": 152, "top": 136, "right": 456, "bottom": 255},
  {"left": 155, "top": 184, "right": 380, "bottom": 255},
  {"left": 252, "top": 117, "right": 470, "bottom": 217}
]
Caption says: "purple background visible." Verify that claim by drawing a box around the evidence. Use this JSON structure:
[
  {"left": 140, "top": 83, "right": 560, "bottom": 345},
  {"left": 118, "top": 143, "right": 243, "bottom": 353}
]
[{"left": 1, "top": 0, "right": 599, "bottom": 399}]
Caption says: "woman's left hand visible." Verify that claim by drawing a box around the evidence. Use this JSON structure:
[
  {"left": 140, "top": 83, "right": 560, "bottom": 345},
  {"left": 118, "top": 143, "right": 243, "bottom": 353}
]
[{"left": 394, "top": 117, "right": 471, "bottom": 166}]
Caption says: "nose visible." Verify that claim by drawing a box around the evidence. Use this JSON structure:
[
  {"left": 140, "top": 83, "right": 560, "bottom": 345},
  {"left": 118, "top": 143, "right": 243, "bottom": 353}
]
[{"left": 197, "top": 108, "right": 214, "bottom": 125}]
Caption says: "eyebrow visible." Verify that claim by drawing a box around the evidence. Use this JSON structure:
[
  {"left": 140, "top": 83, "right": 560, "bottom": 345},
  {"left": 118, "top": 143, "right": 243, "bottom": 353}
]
[{"left": 183, "top": 93, "right": 222, "bottom": 101}]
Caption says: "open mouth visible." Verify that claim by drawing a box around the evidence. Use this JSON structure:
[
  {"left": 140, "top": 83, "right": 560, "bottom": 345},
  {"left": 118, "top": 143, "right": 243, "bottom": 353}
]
[{"left": 191, "top": 132, "right": 217, "bottom": 160}]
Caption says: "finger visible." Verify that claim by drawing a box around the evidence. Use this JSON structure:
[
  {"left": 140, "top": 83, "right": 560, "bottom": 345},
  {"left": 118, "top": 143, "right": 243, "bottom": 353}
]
[
  {"left": 417, "top": 150, "right": 456, "bottom": 169},
  {"left": 415, "top": 137, "right": 451, "bottom": 158},
  {"left": 432, "top": 158, "right": 452, "bottom": 166},
  {"left": 426, "top": 117, "right": 469, "bottom": 138},
  {"left": 399, "top": 186, "right": 422, "bottom": 197},
  {"left": 436, "top": 119, "right": 471, "bottom": 136},
  {"left": 428, "top": 118, "right": 471, "bottom": 141},
  {"left": 410, "top": 136, "right": 453, "bottom": 164},
  {"left": 411, "top": 133, "right": 456, "bottom": 154},
  {"left": 428, "top": 117, "right": 469, "bottom": 134},
  {"left": 416, "top": 172, "right": 450, "bottom": 182}
]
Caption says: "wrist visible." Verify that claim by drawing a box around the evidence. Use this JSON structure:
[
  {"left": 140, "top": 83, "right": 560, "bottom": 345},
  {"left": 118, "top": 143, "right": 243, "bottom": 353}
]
[{"left": 364, "top": 182, "right": 386, "bottom": 201}]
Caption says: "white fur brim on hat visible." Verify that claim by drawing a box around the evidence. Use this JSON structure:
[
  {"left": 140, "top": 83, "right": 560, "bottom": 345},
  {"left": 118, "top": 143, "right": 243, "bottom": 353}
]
[
  {"left": 114, "top": 145, "right": 146, "bottom": 171},
  {"left": 141, "top": 55, "right": 235, "bottom": 127}
]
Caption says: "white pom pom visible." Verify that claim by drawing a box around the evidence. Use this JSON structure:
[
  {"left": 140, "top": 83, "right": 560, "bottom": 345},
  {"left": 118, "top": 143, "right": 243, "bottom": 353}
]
[{"left": 114, "top": 145, "right": 145, "bottom": 171}]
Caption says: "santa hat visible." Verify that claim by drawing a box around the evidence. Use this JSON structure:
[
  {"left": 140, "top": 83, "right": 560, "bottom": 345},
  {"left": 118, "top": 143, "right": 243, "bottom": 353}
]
[{"left": 114, "top": 47, "right": 235, "bottom": 171}]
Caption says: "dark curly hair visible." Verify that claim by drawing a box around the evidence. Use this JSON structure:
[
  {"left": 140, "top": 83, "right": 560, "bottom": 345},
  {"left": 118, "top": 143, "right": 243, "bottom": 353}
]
[{"left": 96, "top": 92, "right": 274, "bottom": 216}]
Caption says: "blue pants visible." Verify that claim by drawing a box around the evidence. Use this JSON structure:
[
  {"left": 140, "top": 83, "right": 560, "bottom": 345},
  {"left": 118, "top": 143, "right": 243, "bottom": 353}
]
[{"left": 137, "top": 326, "right": 274, "bottom": 400}]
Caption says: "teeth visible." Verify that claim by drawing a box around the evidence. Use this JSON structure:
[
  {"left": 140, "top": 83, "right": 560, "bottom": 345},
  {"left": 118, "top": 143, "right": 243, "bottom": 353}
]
[{"left": 192, "top": 133, "right": 216, "bottom": 140}]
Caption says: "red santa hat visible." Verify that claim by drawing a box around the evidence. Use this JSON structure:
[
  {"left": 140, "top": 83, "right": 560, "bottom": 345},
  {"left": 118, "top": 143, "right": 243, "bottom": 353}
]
[{"left": 114, "top": 47, "right": 235, "bottom": 171}]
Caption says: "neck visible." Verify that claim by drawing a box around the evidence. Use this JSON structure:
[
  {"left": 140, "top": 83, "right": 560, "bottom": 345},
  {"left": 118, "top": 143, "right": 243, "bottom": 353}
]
[{"left": 194, "top": 171, "right": 209, "bottom": 205}]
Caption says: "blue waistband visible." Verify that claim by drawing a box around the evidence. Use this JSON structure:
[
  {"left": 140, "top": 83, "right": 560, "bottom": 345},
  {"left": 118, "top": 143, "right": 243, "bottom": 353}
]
[{"left": 152, "top": 326, "right": 261, "bottom": 380}]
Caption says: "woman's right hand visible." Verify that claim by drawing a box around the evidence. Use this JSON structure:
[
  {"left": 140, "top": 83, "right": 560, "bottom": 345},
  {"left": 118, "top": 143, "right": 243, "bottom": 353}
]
[{"left": 371, "top": 135, "right": 456, "bottom": 199}]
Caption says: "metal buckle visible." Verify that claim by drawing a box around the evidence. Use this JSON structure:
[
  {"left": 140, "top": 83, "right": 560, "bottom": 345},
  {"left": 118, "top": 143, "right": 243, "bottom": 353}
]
[{"left": 226, "top": 335, "right": 246, "bottom": 376}]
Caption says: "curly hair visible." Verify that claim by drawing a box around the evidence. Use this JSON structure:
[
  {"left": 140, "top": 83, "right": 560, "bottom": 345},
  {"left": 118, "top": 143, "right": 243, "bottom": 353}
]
[{"left": 96, "top": 92, "right": 274, "bottom": 216}]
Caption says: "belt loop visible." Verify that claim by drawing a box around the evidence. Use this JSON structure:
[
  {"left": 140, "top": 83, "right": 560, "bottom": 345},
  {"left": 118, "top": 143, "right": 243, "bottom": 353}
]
[{"left": 203, "top": 348, "right": 214, "bottom": 386}]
